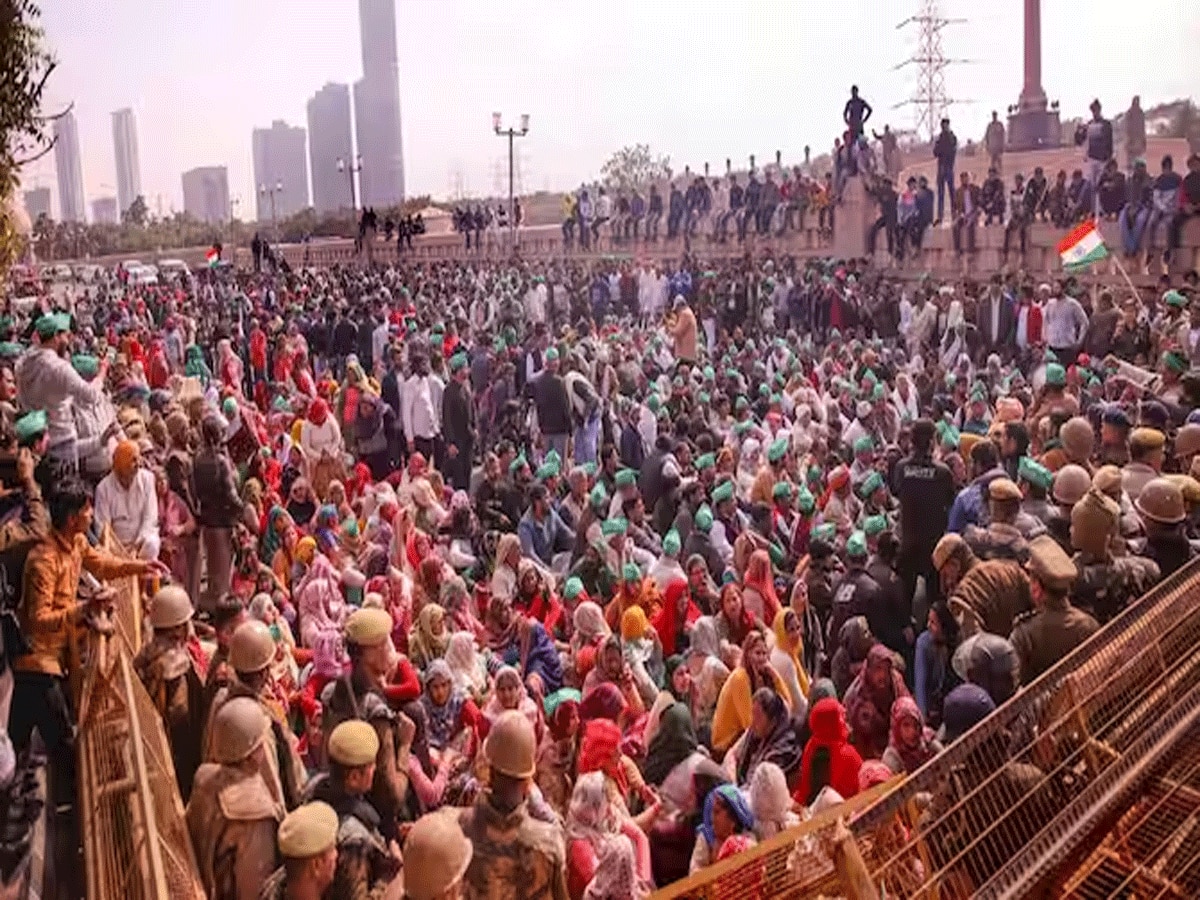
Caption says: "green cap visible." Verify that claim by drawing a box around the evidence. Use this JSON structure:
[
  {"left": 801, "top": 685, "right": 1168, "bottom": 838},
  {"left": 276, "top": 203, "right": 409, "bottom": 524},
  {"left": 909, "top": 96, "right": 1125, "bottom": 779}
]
[
  {"left": 853, "top": 435, "right": 874, "bottom": 454},
  {"left": 1017, "top": 456, "right": 1053, "bottom": 490},
  {"left": 0, "top": 342, "right": 24, "bottom": 359},
  {"left": 509, "top": 453, "right": 528, "bottom": 475},
  {"left": 14, "top": 409, "right": 47, "bottom": 444},
  {"left": 646, "top": 394, "right": 662, "bottom": 412},
  {"left": 772, "top": 481, "right": 793, "bottom": 501},
  {"left": 863, "top": 514, "right": 888, "bottom": 537},
  {"left": 758, "top": 384, "right": 770, "bottom": 397},
  {"left": 589, "top": 483, "right": 609, "bottom": 508},
  {"left": 939, "top": 424, "right": 961, "bottom": 449},
  {"left": 698, "top": 391, "right": 711, "bottom": 405},
  {"left": 846, "top": 531, "right": 868, "bottom": 557},
  {"left": 431, "top": 322, "right": 445, "bottom": 335},
  {"left": 1162, "top": 351, "right": 1188, "bottom": 374},
  {"left": 449, "top": 352, "right": 468, "bottom": 373},
  {"left": 702, "top": 366, "right": 715, "bottom": 381},
  {"left": 615, "top": 468, "right": 637, "bottom": 488},
  {"left": 1044, "top": 363, "right": 1067, "bottom": 387},
  {"left": 663, "top": 530, "right": 681, "bottom": 556},
  {"left": 797, "top": 487, "right": 816, "bottom": 515},
  {"left": 694, "top": 452, "right": 716, "bottom": 472},
  {"left": 732, "top": 421, "right": 753, "bottom": 437},
  {"left": 811, "top": 522, "right": 837, "bottom": 543},
  {"left": 1164, "top": 290, "right": 1187, "bottom": 308},
  {"left": 563, "top": 576, "right": 584, "bottom": 601},
  {"left": 34, "top": 312, "right": 69, "bottom": 338},
  {"left": 544, "top": 346, "right": 559, "bottom": 362},
  {"left": 712, "top": 480, "right": 735, "bottom": 504},
  {"left": 859, "top": 471, "right": 885, "bottom": 499},
  {"left": 871, "top": 383, "right": 885, "bottom": 401},
  {"left": 601, "top": 517, "right": 628, "bottom": 537},
  {"left": 734, "top": 396, "right": 749, "bottom": 412},
  {"left": 694, "top": 505, "right": 713, "bottom": 532},
  {"left": 767, "top": 436, "right": 789, "bottom": 463},
  {"left": 535, "top": 459, "right": 560, "bottom": 481},
  {"left": 580, "top": 461, "right": 598, "bottom": 477},
  {"left": 622, "top": 562, "right": 641, "bottom": 582}
]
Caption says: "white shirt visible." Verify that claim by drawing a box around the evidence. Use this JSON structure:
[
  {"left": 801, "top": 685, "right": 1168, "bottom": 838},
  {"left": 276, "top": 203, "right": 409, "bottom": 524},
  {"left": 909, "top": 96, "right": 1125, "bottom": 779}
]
[
  {"left": 94, "top": 468, "right": 160, "bottom": 561},
  {"left": 402, "top": 373, "right": 444, "bottom": 440},
  {"left": 15, "top": 347, "right": 105, "bottom": 448},
  {"left": 1044, "top": 296, "right": 1088, "bottom": 349}
]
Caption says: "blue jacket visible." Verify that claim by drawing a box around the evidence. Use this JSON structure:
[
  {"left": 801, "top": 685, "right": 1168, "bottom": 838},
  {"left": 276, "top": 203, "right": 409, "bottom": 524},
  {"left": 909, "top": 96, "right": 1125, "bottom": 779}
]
[
  {"left": 518, "top": 508, "right": 574, "bottom": 566},
  {"left": 948, "top": 467, "right": 1006, "bottom": 533}
]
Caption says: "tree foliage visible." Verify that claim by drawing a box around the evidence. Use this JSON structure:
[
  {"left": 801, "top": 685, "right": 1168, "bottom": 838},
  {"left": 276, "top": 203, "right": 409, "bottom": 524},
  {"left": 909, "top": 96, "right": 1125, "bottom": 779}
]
[
  {"left": 600, "top": 144, "right": 671, "bottom": 193},
  {"left": 122, "top": 194, "right": 148, "bottom": 227},
  {"left": 0, "top": 1, "right": 55, "bottom": 280}
]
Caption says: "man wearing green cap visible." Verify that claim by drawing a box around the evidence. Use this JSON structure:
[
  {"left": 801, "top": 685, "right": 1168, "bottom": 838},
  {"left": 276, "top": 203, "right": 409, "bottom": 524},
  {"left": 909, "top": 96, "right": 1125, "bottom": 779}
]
[
  {"left": 828, "top": 530, "right": 882, "bottom": 643},
  {"left": 16, "top": 310, "right": 108, "bottom": 474},
  {"left": 531, "top": 346, "right": 571, "bottom": 465},
  {"left": 1017, "top": 456, "right": 1055, "bottom": 529},
  {"left": 683, "top": 504, "right": 723, "bottom": 582},
  {"left": 441, "top": 350, "right": 475, "bottom": 491},
  {"left": 710, "top": 478, "right": 742, "bottom": 567}
]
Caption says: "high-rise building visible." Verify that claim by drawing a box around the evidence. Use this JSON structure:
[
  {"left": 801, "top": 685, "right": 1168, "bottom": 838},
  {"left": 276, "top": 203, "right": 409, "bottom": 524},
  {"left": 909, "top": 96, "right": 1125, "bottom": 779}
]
[
  {"left": 23, "top": 187, "right": 51, "bottom": 221},
  {"left": 354, "top": 0, "right": 405, "bottom": 207},
  {"left": 181, "top": 166, "right": 231, "bottom": 223},
  {"left": 307, "top": 83, "right": 355, "bottom": 214},
  {"left": 53, "top": 111, "right": 86, "bottom": 223},
  {"left": 91, "top": 197, "right": 118, "bottom": 224},
  {"left": 251, "top": 120, "right": 310, "bottom": 221},
  {"left": 111, "top": 108, "right": 142, "bottom": 215}
]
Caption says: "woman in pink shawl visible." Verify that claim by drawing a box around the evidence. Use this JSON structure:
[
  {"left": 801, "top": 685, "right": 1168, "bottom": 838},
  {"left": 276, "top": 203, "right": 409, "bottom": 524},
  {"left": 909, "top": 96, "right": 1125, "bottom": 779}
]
[
  {"left": 216, "top": 338, "right": 244, "bottom": 397},
  {"left": 843, "top": 644, "right": 911, "bottom": 760},
  {"left": 295, "top": 553, "right": 348, "bottom": 649}
]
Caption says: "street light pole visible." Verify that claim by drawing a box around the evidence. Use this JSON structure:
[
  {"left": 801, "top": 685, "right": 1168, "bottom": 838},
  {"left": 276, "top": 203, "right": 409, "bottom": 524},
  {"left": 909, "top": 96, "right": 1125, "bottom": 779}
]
[
  {"left": 336, "top": 155, "right": 362, "bottom": 215},
  {"left": 258, "top": 180, "right": 282, "bottom": 241},
  {"left": 492, "top": 112, "right": 529, "bottom": 250}
]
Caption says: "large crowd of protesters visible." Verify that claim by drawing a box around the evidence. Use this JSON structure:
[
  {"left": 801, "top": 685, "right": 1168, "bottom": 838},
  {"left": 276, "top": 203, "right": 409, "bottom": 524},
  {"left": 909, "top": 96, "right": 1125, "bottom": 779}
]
[{"left": 0, "top": 204, "right": 1199, "bottom": 899}]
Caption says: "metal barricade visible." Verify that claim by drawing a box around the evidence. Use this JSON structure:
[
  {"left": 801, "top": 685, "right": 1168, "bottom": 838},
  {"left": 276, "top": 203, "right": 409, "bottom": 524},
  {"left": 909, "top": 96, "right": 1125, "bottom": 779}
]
[
  {"left": 648, "top": 777, "right": 901, "bottom": 900},
  {"left": 75, "top": 534, "right": 204, "bottom": 900}
]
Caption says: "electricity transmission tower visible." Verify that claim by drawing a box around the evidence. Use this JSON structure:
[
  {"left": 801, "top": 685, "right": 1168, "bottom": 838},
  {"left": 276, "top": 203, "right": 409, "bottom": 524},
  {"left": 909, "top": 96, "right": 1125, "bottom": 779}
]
[{"left": 894, "top": 0, "right": 969, "bottom": 143}]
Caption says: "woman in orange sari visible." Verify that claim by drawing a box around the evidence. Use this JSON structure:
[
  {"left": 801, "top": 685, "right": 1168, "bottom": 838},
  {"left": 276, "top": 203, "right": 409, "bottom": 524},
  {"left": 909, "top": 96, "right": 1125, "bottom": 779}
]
[
  {"left": 604, "top": 563, "right": 662, "bottom": 633},
  {"left": 740, "top": 549, "right": 781, "bottom": 625}
]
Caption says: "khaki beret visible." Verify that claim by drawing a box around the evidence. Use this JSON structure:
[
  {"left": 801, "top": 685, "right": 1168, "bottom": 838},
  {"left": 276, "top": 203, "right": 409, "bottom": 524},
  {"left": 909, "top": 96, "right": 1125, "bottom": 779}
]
[
  {"left": 327, "top": 720, "right": 380, "bottom": 767},
  {"left": 277, "top": 802, "right": 338, "bottom": 858},
  {"left": 933, "top": 533, "right": 967, "bottom": 570},
  {"left": 1130, "top": 428, "right": 1166, "bottom": 451},
  {"left": 1025, "top": 534, "right": 1078, "bottom": 592},
  {"left": 344, "top": 607, "right": 392, "bottom": 647},
  {"left": 988, "top": 478, "right": 1022, "bottom": 501},
  {"left": 1091, "top": 465, "right": 1123, "bottom": 497}
]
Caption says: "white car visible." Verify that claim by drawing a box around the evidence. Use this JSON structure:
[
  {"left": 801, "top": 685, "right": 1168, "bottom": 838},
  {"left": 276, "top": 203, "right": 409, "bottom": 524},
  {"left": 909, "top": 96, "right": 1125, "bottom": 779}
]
[
  {"left": 74, "top": 263, "right": 102, "bottom": 283},
  {"left": 158, "top": 258, "right": 188, "bottom": 277},
  {"left": 49, "top": 263, "right": 73, "bottom": 282},
  {"left": 127, "top": 265, "right": 159, "bottom": 286}
]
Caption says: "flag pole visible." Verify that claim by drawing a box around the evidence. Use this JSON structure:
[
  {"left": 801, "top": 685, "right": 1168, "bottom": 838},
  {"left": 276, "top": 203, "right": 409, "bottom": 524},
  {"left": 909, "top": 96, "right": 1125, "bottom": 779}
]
[{"left": 1109, "top": 252, "right": 1144, "bottom": 305}]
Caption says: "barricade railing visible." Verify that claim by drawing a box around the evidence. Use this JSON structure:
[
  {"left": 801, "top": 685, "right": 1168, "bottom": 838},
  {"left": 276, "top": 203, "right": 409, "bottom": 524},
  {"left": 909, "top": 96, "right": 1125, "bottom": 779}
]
[{"left": 74, "top": 532, "right": 204, "bottom": 900}]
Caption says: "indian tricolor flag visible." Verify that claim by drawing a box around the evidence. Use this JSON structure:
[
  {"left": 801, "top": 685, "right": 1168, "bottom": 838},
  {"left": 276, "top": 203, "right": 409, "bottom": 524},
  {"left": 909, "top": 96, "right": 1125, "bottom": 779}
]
[
  {"left": 1057, "top": 220, "right": 1108, "bottom": 271},
  {"left": 205, "top": 246, "right": 220, "bottom": 267}
]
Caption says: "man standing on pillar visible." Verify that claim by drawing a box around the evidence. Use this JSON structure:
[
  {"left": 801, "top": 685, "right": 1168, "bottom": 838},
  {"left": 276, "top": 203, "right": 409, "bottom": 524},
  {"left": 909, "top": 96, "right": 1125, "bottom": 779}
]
[
  {"left": 985, "top": 112, "right": 1007, "bottom": 174},
  {"left": 1125, "top": 96, "right": 1147, "bottom": 170},
  {"left": 844, "top": 86, "right": 872, "bottom": 143},
  {"left": 1075, "top": 100, "right": 1114, "bottom": 217},
  {"left": 933, "top": 118, "right": 959, "bottom": 226}
]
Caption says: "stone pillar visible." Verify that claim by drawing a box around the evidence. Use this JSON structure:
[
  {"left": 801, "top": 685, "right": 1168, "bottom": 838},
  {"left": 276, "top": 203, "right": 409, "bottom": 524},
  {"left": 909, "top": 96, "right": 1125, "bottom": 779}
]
[
  {"left": 833, "top": 176, "right": 873, "bottom": 260},
  {"left": 1008, "top": 0, "right": 1059, "bottom": 150},
  {"left": 1019, "top": 0, "right": 1046, "bottom": 111}
]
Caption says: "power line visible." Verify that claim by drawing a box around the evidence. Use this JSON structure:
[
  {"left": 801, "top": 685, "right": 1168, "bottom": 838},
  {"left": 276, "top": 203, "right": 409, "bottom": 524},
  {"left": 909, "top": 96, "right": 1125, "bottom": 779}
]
[{"left": 893, "top": 0, "right": 971, "bottom": 143}]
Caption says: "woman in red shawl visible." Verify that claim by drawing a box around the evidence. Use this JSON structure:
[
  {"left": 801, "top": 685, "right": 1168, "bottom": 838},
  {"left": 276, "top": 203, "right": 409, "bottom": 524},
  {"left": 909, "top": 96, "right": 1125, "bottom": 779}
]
[
  {"left": 516, "top": 559, "right": 566, "bottom": 639},
  {"left": 740, "top": 549, "right": 781, "bottom": 625},
  {"left": 881, "top": 696, "right": 942, "bottom": 775},
  {"left": 793, "top": 697, "right": 863, "bottom": 806},
  {"left": 714, "top": 583, "right": 757, "bottom": 650},
  {"left": 842, "top": 644, "right": 912, "bottom": 760},
  {"left": 147, "top": 339, "right": 170, "bottom": 390},
  {"left": 652, "top": 579, "right": 701, "bottom": 657}
]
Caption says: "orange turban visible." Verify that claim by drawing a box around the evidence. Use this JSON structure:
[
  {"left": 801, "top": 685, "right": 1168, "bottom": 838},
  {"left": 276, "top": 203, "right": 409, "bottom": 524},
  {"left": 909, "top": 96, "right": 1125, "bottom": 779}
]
[{"left": 113, "top": 440, "right": 140, "bottom": 480}]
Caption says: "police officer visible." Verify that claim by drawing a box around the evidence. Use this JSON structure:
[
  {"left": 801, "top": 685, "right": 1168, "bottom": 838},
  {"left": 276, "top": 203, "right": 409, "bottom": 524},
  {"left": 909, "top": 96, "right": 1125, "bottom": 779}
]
[
  {"left": 963, "top": 478, "right": 1037, "bottom": 562},
  {"left": 1122, "top": 427, "right": 1166, "bottom": 504},
  {"left": 1092, "top": 464, "right": 1143, "bottom": 549},
  {"left": 321, "top": 607, "right": 419, "bottom": 838},
  {"left": 134, "top": 584, "right": 206, "bottom": 800},
  {"left": 1172, "top": 423, "right": 1200, "bottom": 475},
  {"left": 1046, "top": 464, "right": 1091, "bottom": 552},
  {"left": 1070, "top": 488, "right": 1160, "bottom": 624},
  {"left": 307, "top": 720, "right": 402, "bottom": 899},
  {"left": 1009, "top": 535, "right": 1099, "bottom": 684},
  {"left": 204, "top": 619, "right": 306, "bottom": 811},
  {"left": 893, "top": 418, "right": 956, "bottom": 609},
  {"left": 1133, "top": 477, "right": 1196, "bottom": 577},
  {"left": 457, "top": 711, "right": 569, "bottom": 900},
  {"left": 187, "top": 698, "right": 285, "bottom": 900},
  {"left": 933, "top": 533, "right": 1031, "bottom": 639},
  {"left": 259, "top": 802, "right": 340, "bottom": 900},
  {"left": 402, "top": 812, "right": 475, "bottom": 900}
]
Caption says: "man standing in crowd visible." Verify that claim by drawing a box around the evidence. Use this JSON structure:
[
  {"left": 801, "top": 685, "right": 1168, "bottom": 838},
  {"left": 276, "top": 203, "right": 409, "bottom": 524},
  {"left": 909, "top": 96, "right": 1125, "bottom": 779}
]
[{"left": 933, "top": 117, "right": 958, "bottom": 225}]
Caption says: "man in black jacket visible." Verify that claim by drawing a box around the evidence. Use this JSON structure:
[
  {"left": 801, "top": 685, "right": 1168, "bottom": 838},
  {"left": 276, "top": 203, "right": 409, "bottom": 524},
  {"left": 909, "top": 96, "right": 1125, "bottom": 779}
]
[
  {"left": 892, "top": 419, "right": 956, "bottom": 612},
  {"left": 441, "top": 353, "right": 475, "bottom": 491},
  {"left": 1075, "top": 99, "right": 1113, "bottom": 217},
  {"left": 530, "top": 347, "right": 571, "bottom": 464},
  {"left": 193, "top": 416, "right": 244, "bottom": 613}
]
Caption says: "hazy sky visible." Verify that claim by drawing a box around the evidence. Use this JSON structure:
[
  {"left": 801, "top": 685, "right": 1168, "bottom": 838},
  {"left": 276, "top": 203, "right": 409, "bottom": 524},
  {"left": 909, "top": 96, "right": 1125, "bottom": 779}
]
[{"left": 21, "top": 0, "right": 1200, "bottom": 220}]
